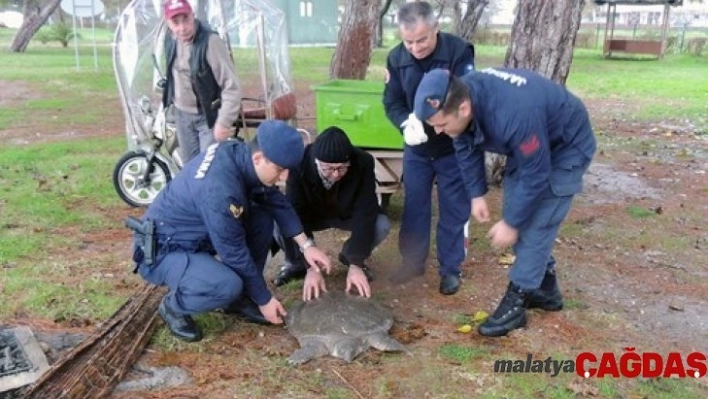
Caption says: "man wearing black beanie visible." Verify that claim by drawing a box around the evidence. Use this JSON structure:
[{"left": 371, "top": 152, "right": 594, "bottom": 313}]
[{"left": 273, "top": 126, "right": 390, "bottom": 298}]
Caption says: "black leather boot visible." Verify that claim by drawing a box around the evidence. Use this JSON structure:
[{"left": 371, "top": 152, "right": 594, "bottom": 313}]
[
  {"left": 527, "top": 270, "right": 563, "bottom": 311},
  {"left": 273, "top": 262, "right": 307, "bottom": 286},
  {"left": 158, "top": 297, "right": 203, "bottom": 342},
  {"left": 439, "top": 273, "right": 461, "bottom": 295},
  {"left": 478, "top": 283, "right": 529, "bottom": 337},
  {"left": 338, "top": 252, "right": 375, "bottom": 281},
  {"left": 223, "top": 296, "right": 268, "bottom": 325}
]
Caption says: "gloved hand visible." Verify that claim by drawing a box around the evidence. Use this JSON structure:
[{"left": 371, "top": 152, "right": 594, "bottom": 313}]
[{"left": 400, "top": 113, "right": 428, "bottom": 146}]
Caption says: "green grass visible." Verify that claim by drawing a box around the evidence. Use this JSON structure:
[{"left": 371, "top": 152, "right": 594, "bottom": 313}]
[
  {"left": 568, "top": 49, "right": 708, "bottom": 120},
  {"left": 439, "top": 343, "right": 488, "bottom": 363},
  {"left": 626, "top": 204, "right": 656, "bottom": 218},
  {"left": 0, "top": 137, "right": 125, "bottom": 264},
  {"left": 0, "top": 257, "right": 128, "bottom": 320}
]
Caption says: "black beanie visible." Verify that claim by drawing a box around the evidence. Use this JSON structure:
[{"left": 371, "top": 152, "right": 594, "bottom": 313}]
[{"left": 312, "top": 126, "right": 353, "bottom": 163}]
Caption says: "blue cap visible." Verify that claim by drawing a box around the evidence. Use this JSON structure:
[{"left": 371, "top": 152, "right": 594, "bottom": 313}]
[
  {"left": 256, "top": 120, "right": 304, "bottom": 169},
  {"left": 414, "top": 69, "right": 451, "bottom": 121}
]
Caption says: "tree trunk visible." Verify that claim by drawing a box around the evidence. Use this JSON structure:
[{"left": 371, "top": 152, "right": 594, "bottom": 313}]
[
  {"left": 376, "top": 0, "right": 394, "bottom": 47},
  {"left": 9, "top": 0, "right": 62, "bottom": 52},
  {"left": 454, "top": 0, "right": 488, "bottom": 42},
  {"left": 505, "top": 0, "right": 585, "bottom": 84},
  {"left": 330, "top": 0, "right": 380, "bottom": 80},
  {"left": 486, "top": 0, "right": 585, "bottom": 185}
]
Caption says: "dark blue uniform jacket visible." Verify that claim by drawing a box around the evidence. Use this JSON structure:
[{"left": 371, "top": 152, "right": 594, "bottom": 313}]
[
  {"left": 454, "top": 68, "right": 597, "bottom": 230},
  {"left": 383, "top": 32, "right": 475, "bottom": 158},
  {"left": 145, "top": 140, "right": 304, "bottom": 305}
]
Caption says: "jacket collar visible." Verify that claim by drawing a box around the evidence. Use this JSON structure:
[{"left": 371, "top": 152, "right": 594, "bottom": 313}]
[{"left": 399, "top": 32, "right": 451, "bottom": 67}]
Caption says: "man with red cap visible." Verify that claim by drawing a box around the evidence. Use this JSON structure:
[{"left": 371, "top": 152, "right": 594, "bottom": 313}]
[{"left": 162, "top": 0, "right": 242, "bottom": 164}]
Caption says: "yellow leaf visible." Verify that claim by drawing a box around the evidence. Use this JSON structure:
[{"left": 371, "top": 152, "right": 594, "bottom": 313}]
[
  {"left": 457, "top": 324, "right": 473, "bottom": 333},
  {"left": 498, "top": 253, "right": 516, "bottom": 265},
  {"left": 473, "top": 310, "right": 489, "bottom": 323}
]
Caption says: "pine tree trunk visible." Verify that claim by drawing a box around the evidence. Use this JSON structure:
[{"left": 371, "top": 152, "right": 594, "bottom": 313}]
[
  {"left": 9, "top": 0, "right": 62, "bottom": 53},
  {"left": 330, "top": 0, "right": 380, "bottom": 80},
  {"left": 505, "top": 0, "right": 585, "bottom": 84}
]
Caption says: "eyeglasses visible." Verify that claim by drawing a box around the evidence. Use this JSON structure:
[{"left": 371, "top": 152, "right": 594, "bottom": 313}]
[{"left": 315, "top": 159, "right": 350, "bottom": 174}]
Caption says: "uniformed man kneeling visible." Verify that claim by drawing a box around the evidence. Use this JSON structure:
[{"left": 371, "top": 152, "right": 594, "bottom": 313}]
[{"left": 129, "top": 120, "right": 331, "bottom": 342}]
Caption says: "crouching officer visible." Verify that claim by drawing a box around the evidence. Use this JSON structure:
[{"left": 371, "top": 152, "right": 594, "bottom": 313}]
[
  {"left": 129, "top": 120, "right": 331, "bottom": 342},
  {"left": 272, "top": 127, "right": 390, "bottom": 298},
  {"left": 414, "top": 68, "right": 596, "bottom": 337}
]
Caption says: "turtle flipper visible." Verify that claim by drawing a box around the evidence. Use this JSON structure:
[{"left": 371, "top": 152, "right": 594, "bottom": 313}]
[
  {"left": 332, "top": 338, "right": 368, "bottom": 362},
  {"left": 287, "top": 340, "right": 329, "bottom": 365},
  {"left": 368, "top": 333, "right": 407, "bottom": 353}
]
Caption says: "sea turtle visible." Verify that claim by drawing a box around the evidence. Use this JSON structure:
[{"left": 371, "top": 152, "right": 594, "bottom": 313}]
[{"left": 285, "top": 291, "right": 406, "bottom": 365}]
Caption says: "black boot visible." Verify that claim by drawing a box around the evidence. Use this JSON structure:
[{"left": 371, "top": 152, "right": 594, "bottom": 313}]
[
  {"left": 158, "top": 297, "right": 203, "bottom": 342},
  {"left": 527, "top": 270, "right": 563, "bottom": 311},
  {"left": 478, "top": 283, "right": 529, "bottom": 337},
  {"left": 273, "top": 262, "right": 307, "bottom": 287},
  {"left": 338, "top": 253, "right": 375, "bottom": 281},
  {"left": 439, "top": 273, "right": 461, "bottom": 295},
  {"left": 223, "top": 296, "right": 268, "bottom": 325}
]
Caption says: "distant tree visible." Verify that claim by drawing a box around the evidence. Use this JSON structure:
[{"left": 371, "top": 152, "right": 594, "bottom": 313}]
[
  {"left": 453, "top": 0, "right": 488, "bottom": 41},
  {"left": 9, "top": 0, "right": 61, "bottom": 52},
  {"left": 376, "top": 0, "right": 394, "bottom": 47},
  {"left": 505, "top": 0, "right": 585, "bottom": 84},
  {"left": 34, "top": 22, "right": 77, "bottom": 47},
  {"left": 330, "top": 0, "right": 380, "bottom": 79}
]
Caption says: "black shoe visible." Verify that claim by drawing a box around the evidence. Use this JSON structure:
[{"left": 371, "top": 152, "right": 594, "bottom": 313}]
[
  {"left": 273, "top": 262, "right": 307, "bottom": 287},
  {"left": 388, "top": 266, "right": 425, "bottom": 285},
  {"left": 338, "top": 253, "right": 375, "bottom": 281},
  {"left": 158, "top": 297, "right": 203, "bottom": 342},
  {"left": 439, "top": 274, "right": 461, "bottom": 295},
  {"left": 478, "top": 283, "right": 529, "bottom": 337},
  {"left": 527, "top": 271, "right": 564, "bottom": 311},
  {"left": 223, "top": 296, "right": 269, "bottom": 325}
]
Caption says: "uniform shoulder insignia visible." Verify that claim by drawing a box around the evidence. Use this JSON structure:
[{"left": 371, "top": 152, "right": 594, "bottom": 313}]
[
  {"left": 229, "top": 204, "right": 244, "bottom": 219},
  {"left": 520, "top": 134, "right": 540, "bottom": 157}
]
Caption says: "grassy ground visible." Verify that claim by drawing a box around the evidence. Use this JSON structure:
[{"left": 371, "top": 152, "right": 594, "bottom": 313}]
[{"left": 2, "top": 27, "right": 708, "bottom": 398}]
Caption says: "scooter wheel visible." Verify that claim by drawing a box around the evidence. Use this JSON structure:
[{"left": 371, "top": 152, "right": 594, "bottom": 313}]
[{"left": 113, "top": 150, "right": 171, "bottom": 207}]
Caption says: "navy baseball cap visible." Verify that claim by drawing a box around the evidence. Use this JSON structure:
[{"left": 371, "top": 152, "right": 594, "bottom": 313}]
[
  {"left": 414, "top": 69, "right": 452, "bottom": 121},
  {"left": 256, "top": 120, "right": 304, "bottom": 169}
]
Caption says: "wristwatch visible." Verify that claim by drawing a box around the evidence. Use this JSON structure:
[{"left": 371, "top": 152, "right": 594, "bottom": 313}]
[{"left": 299, "top": 238, "right": 315, "bottom": 253}]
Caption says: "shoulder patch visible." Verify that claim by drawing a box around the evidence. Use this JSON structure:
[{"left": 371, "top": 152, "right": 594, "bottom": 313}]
[
  {"left": 519, "top": 134, "right": 540, "bottom": 157},
  {"left": 229, "top": 203, "right": 244, "bottom": 219}
]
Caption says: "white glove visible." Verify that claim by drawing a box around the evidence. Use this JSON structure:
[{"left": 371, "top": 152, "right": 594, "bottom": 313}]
[{"left": 400, "top": 113, "right": 428, "bottom": 146}]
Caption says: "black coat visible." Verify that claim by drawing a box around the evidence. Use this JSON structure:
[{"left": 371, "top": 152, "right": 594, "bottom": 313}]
[
  {"left": 163, "top": 19, "right": 222, "bottom": 128},
  {"left": 286, "top": 145, "right": 380, "bottom": 265}
]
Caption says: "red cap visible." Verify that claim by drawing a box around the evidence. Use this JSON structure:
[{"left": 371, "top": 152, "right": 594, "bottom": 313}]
[{"left": 164, "top": 0, "right": 193, "bottom": 20}]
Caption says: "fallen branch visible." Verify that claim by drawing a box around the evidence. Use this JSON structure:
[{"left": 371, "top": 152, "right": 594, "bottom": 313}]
[
  {"left": 331, "top": 368, "right": 366, "bottom": 399},
  {"left": 23, "top": 283, "right": 166, "bottom": 398}
]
